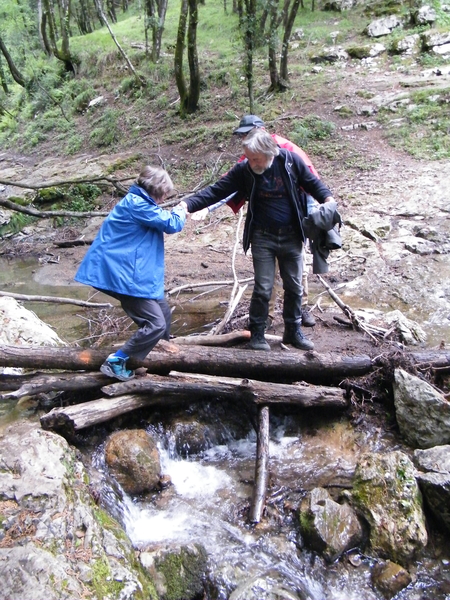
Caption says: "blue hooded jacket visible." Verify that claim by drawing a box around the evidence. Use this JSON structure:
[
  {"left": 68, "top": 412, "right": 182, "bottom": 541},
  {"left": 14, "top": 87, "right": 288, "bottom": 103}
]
[{"left": 75, "top": 184, "right": 186, "bottom": 299}]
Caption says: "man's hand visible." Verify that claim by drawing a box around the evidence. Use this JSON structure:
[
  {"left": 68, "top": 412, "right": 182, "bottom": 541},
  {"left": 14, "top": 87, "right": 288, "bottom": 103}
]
[
  {"left": 190, "top": 207, "right": 209, "bottom": 221},
  {"left": 174, "top": 200, "right": 188, "bottom": 212}
]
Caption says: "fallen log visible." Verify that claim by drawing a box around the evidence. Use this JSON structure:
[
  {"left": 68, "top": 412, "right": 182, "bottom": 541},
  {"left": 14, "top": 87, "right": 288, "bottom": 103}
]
[
  {"left": 40, "top": 393, "right": 158, "bottom": 433},
  {"left": 101, "top": 374, "right": 346, "bottom": 407},
  {"left": 0, "top": 372, "right": 109, "bottom": 402},
  {"left": 40, "top": 373, "right": 347, "bottom": 433},
  {"left": 249, "top": 405, "right": 270, "bottom": 523},
  {"left": 2, "top": 343, "right": 450, "bottom": 385}
]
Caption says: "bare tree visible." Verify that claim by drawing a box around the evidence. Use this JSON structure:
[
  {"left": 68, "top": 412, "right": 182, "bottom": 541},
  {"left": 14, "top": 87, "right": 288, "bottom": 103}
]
[
  {"left": 144, "top": 0, "right": 169, "bottom": 62},
  {"left": 237, "top": 0, "right": 257, "bottom": 112},
  {"left": 0, "top": 33, "right": 26, "bottom": 88},
  {"left": 174, "top": 0, "right": 200, "bottom": 116},
  {"left": 40, "top": 0, "right": 78, "bottom": 73},
  {"left": 93, "top": 0, "right": 145, "bottom": 85}
]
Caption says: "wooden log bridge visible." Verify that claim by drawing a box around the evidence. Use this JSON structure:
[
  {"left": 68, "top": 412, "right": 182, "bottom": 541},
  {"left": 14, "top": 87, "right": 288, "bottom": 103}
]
[
  {"left": 3, "top": 343, "right": 450, "bottom": 523},
  {"left": 38, "top": 372, "right": 346, "bottom": 523},
  {"left": 0, "top": 342, "right": 375, "bottom": 385}
]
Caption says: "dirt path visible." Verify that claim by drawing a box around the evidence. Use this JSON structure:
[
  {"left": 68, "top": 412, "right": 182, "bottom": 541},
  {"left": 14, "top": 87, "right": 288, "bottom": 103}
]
[{"left": 1, "top": 61, "right": 449, "bottom": 356}]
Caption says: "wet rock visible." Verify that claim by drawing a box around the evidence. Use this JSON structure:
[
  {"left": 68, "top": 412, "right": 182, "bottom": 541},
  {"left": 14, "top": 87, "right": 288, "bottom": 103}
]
[
  {"left": 414, "top": 445, "right": 450, "bottom": 533},
  {"left": 351, "top": 451, "right": 428, "bottom": 564},
  {"left": 105, "top": 429, "right": 161, "bottom": 494},
  {"left": 384, "top": 310, "right": 426, "bottom": 345},
  {"left": 0, "top": 296, "right": 66, "bottom": 348},
  {"left": 0, "top": 421, "right": 154, "bottom": 600},
  {"left": 165, "top": 418, "right": 222, "bottom": 456},
  {"left": 299, "top": 487, "right": 365, "bottom": 562},
  {"left": 140, "top": 543, "right": 207, "bottom": 600},
  {"left": 393, "top": 369, "right": 450, "bottom": 448},
  {"left": 371, "top": 559, "right": 412, "bottom": 598}
]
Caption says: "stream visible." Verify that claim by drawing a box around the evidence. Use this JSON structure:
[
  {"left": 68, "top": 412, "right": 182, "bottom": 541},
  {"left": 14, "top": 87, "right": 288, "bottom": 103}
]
[{"left": 1, "top": 252, "right": 450, "bottom": 599}]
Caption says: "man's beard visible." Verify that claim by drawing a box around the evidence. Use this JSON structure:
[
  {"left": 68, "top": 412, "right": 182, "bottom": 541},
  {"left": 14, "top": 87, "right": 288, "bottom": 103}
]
[{"left": 251, "top": 158, "right": 273, "bottom": 175}]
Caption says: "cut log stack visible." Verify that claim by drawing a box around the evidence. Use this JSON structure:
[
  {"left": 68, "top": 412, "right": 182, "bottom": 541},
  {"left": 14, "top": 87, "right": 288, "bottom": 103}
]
[{"left": 1, "top": 340, "right": 449, "bottom": 523}]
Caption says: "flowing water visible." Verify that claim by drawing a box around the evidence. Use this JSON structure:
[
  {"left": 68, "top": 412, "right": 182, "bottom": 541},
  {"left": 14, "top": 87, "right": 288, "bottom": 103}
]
[
  {"left": 89, "top": 413, "right": 450, "bottom": 600},
  {"left": 2, "top": 255, "right": 450, "bottom": 598}
]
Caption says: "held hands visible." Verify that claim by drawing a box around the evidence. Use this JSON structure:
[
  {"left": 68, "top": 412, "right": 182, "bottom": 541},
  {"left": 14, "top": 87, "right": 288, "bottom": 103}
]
[
  {"left": 172, "top": 201, "right": 210, "bottom": 221},
  {"left": 190, "top": 207, "right": 209, "bottom": 221},
  {"left": 173, "top": 200, "right": 188, "bottom": 213}
]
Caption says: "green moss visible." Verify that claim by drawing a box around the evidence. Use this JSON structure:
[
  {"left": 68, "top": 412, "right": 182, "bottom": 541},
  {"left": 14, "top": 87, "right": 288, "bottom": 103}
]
[
  {"left": 106, "top": 154, "right": 143, "bottom": 174},
  {"left": 347, "top": 46, "right": 372, "bottom": 59},
  {"left": 155, "top": 545, "right": 207, "bottom": 600},
  {"left": 299, "top": 509, "right": 315, "bottom": 536},
  {"left": 91, "top": 558, "right": 125, "bottom": 599}
]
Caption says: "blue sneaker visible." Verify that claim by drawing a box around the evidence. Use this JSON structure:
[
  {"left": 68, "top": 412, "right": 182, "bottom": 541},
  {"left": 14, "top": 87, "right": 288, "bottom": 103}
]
[{"left": 100, "top": 356, "right": 135, "bottom": 381}]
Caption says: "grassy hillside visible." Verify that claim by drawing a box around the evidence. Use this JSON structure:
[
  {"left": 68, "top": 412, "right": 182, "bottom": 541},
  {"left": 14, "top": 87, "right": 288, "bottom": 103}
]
[{"left": 1, "top": 0, "right": 449, "bottom": 176}]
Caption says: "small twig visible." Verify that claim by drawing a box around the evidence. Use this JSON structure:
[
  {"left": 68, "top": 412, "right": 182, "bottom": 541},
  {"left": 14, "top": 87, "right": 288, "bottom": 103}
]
[
  {"left": 211, "top": 207, "right": 246, "bottom": 335},
  {"left": 167, "top": 277, "right": 253, "bottom": 296},
  {"left": 0, "top": 290, "right": 112, "bottom": 308}
]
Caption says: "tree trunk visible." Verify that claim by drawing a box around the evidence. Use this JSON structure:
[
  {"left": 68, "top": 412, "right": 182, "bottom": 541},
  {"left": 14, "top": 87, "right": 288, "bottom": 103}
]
[
  {"left": 39, "top": 373, "right": 346, "bottom": 433},
  {"left": 174, "top": 0, "right": 200, "bottom": 115},
  {"left": 0, "top": 55, "right": 9, "bottom": 93},
  {"left": 267, "top": 0, "right": 281, "bottom": 91},
  {"left": 279, "top": 0, "right": 301, "bottom": 82},
  {"left": 0, "top": 35, "right": 26, "bottom": 87},
  {"left": 186, "top": 0, "right": 200, "bottom": 113},
  {"left": 174, "top": 0, "right": 189, "bottom": 110},
  {"left": 41, "top": 0, "right": 77, "bottom": 73},
  {"left": 238, "top": 0, "right": 256, "bottom": 112}
]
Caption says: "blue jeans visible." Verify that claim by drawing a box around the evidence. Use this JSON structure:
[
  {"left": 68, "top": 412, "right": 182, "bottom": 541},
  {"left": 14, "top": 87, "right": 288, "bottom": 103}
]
[{"left": 249, "top": 228, "right": 304, "bottom": 331}]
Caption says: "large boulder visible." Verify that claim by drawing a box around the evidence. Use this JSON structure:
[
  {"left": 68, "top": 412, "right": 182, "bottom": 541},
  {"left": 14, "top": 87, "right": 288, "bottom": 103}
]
[
  {"left": 105, "top": 429, "right": 161, "bottom": 495},
  {"left": 351, "top": 451, "right": 428, "bottom": 564},
  {"left": 393, "top": 369, "right": 450, "bottom": 448},
  {"left": 0, "top": 296, "right": 66, "bottom": 348},
  {"left": 0, "top": 421, "right": 156, "bottom": 600},
  {"left": 413, "top": 445, "right": 450, "bottom": 533},
  {"left": 365, "top": 15, "right": 403, "bottom": 38},
  {"left": 299, "top": 487, "right": 365, "bottom": 562}
]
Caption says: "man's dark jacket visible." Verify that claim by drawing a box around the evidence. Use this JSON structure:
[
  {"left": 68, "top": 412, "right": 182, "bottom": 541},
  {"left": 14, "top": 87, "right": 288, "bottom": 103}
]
[{"left": 185, "top": 149, "right": 333, "bottom": 253}]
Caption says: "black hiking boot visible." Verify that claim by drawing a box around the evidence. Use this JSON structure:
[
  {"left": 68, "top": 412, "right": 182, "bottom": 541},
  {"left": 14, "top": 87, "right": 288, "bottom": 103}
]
[
  {"left": 283, "top": 324, "right": 314, "bottom": 351},
  {"left": 249, "top": 328, "right": 271, "bottom": 351},
  {"left": 301, "top": 307, "right": 316, "bottom": 327}
]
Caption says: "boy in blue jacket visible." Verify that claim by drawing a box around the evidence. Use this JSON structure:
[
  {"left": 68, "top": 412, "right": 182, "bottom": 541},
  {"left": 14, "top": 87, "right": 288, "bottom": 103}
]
[{"left": 75, "top": 165, "right": 187, "bottom": 381}]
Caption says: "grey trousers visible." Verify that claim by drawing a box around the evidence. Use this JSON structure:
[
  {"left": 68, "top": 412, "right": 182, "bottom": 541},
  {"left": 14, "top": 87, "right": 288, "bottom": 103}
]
[{"left": 99, "top": 289, "right": 171, "bottom": 361}]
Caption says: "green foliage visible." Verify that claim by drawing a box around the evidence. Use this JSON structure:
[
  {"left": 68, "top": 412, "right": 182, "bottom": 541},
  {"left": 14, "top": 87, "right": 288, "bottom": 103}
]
[
  {"left": 35, "top": 184, "right": 101, "bottom": 211},
  {"left": 66, "top": 184, "right": 102, "bottom": 211},
  {"left": 379, "top": 87, "right": 450, "bottom": 159},
  {"left": 288, "top": 116, "right": 336, "bottom": 148},
  {"left": 64, "top": 134, "right": 85, "bottom": 155},
  {"left": 89, "top": 108, "right": 121, "bottom": 147},
  {"left": 0, "top": 213, "right": 36, "bottom": 237}
]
